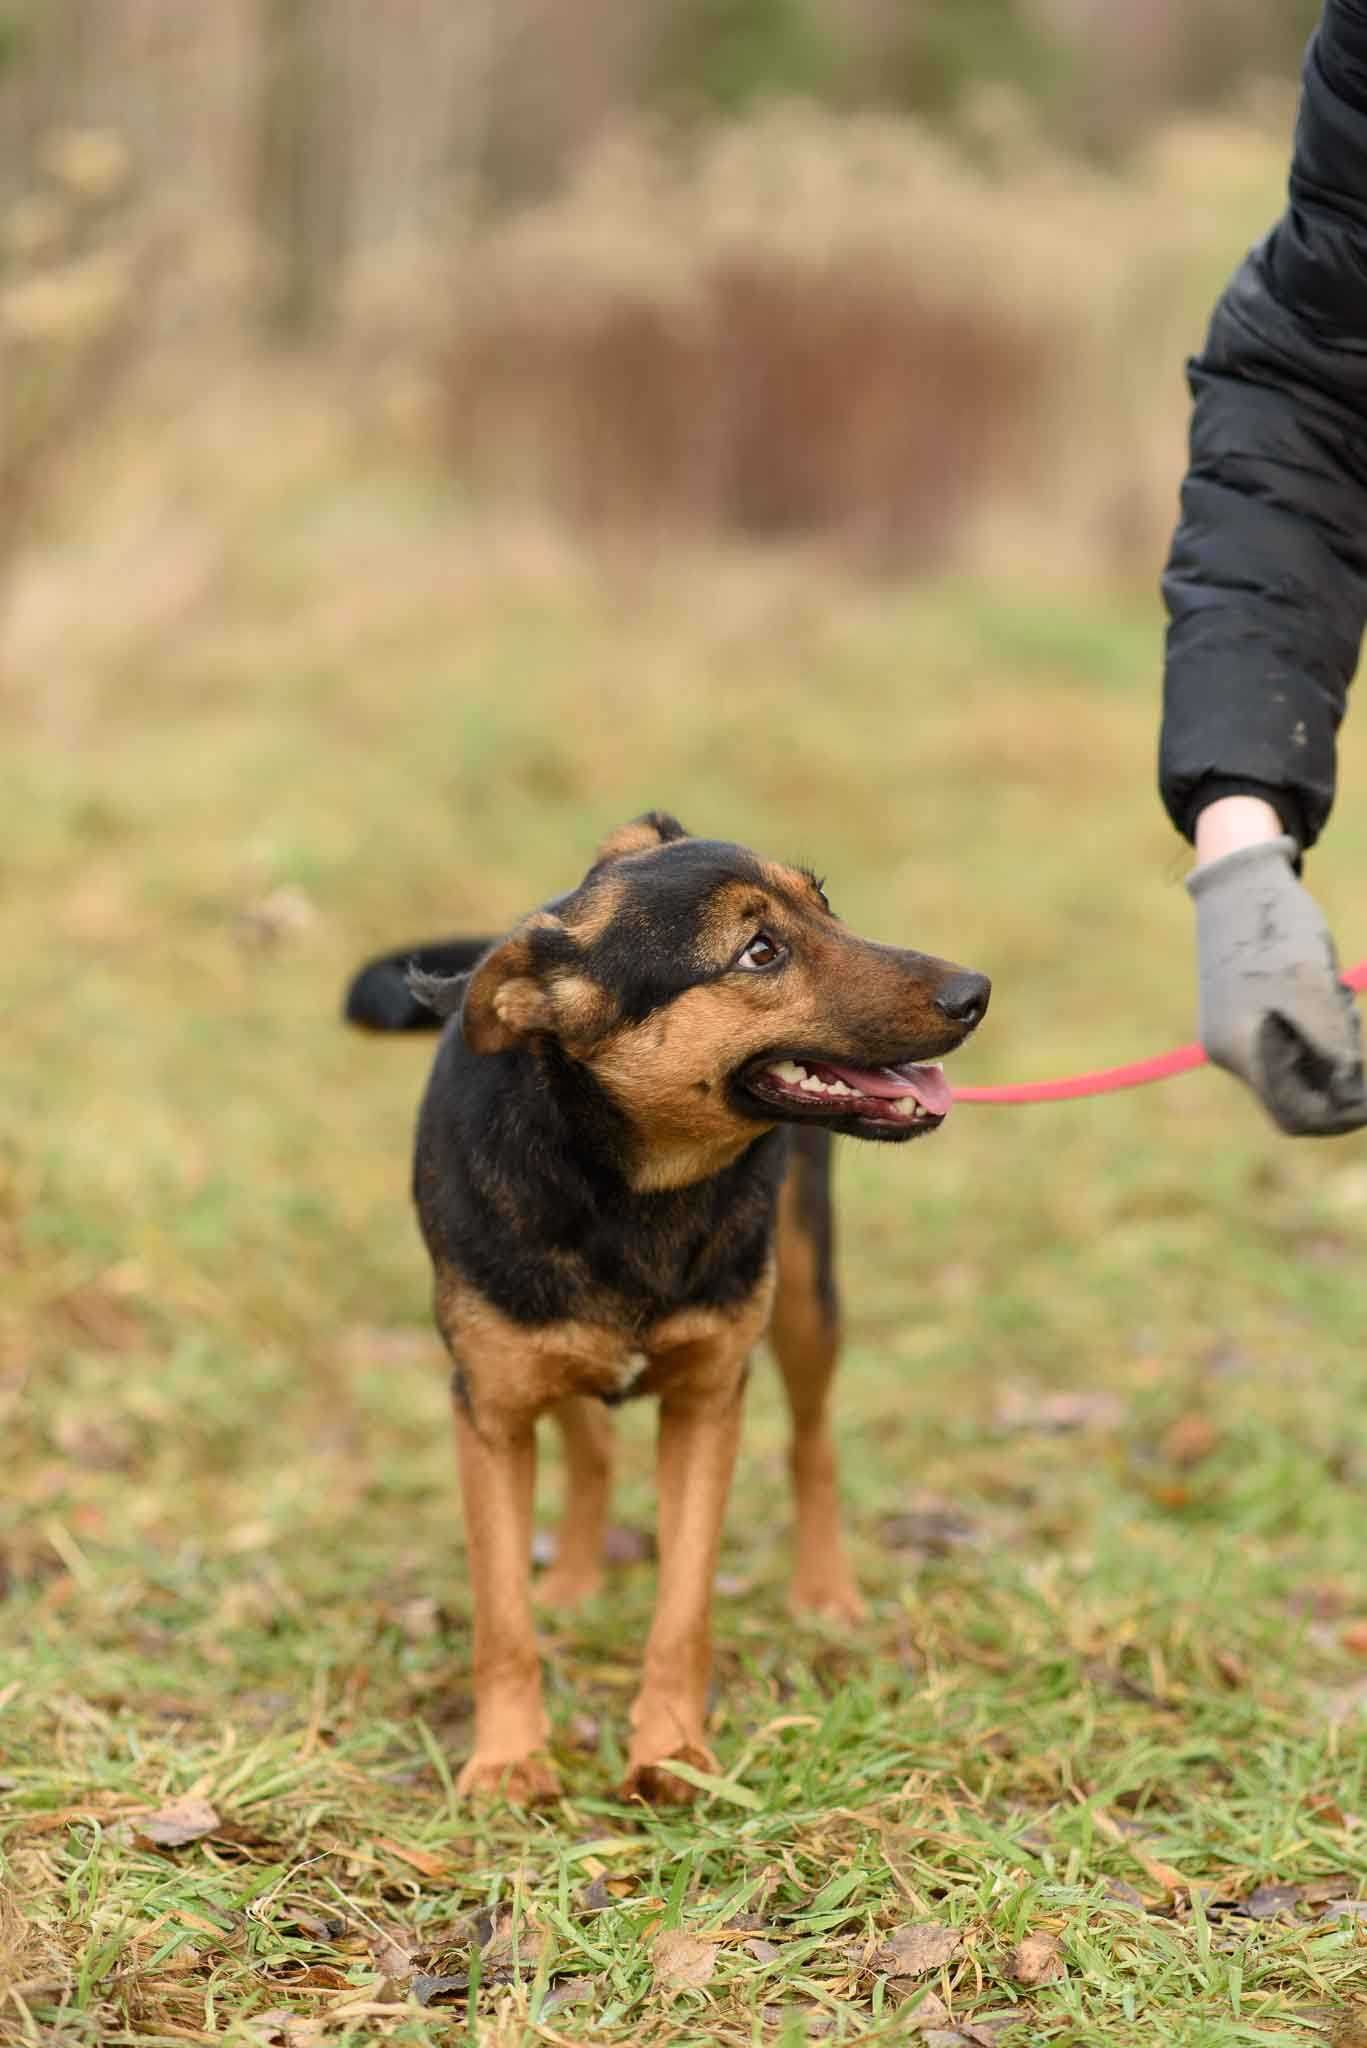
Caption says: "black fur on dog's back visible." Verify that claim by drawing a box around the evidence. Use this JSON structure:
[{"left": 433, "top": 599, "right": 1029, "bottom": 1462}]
[{"left": 344, "top": 938, "right": 495, "bottom": 1032}]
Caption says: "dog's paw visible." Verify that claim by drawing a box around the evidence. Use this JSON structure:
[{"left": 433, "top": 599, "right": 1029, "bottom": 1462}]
[
  {"left": 788, "top": 1570, "right": 867, "bottom": 1627},
  {"left": 617, "top": 1742, "right": 715, "bottom": 1806},
  {"left": 455, "top": 1752, "right": 562, "bottom": 1806},
  {"left": 533, "top": 1564, "right": 604, "bottom": 1612}
]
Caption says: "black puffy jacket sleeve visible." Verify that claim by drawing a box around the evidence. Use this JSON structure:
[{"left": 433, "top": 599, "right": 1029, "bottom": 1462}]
[{"left": 1160, "top": 0, "right": 1367, "bottom": 851}]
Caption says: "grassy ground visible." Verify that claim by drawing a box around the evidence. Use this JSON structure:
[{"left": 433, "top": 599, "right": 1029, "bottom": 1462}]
[{"left": 3, "top": 387, "right": 1367, "bottom": 2046}]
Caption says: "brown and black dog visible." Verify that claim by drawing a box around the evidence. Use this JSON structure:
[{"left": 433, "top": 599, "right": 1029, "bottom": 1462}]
[{"left": 344, "top": 813, "right": 989, "bottom": 1803}]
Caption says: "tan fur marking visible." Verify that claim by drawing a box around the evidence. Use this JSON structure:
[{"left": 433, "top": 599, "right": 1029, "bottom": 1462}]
[
  {"left": 763, "top": 860, "right": 827, "bottom": 911},
  {"left": 550, "top": 971, "right": 615, "bottom": 1048},
  {"left": 493, "top": 977, "right": 554, "bottom": 1038},
  {"left": 589, "top": 978, "right": 777, "bottom": 1189},
  {"left": 435, "top": 1261, "right": 773, "bottom": 1422},
  {"left": 464, "top": 933, "right": 538, "bottom": 1053},
  {"left": 692, "top": 880, "right": 780, "bottom": 967},
  {"left": 565, "top": 875, "right": 626, "bottom": 948},
  {"left": 594, "top": 820, "right": 672, "bottom": 866}
]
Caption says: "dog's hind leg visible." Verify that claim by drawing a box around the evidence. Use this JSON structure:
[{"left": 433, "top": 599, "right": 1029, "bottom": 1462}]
[
  {"left": 771, "top": 1130, "right": 866, "bottom": 1625},
  {"left": 535, "top": 1396, "right": 614, "bottom": 1611}
]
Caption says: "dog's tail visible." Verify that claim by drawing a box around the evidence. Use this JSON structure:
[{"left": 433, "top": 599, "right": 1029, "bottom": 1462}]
[{"left": 344, "top": 937, "right": 495, "bottom": 1032}]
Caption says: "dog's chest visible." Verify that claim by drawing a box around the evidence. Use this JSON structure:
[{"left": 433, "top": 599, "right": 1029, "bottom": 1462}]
[{"left": 610, "top": 1347, "right": 650, "bottom": 1396}]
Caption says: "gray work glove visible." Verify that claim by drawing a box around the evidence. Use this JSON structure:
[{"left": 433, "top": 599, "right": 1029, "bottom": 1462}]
[{"left": 1187, "top": 836, "right": 1367, "bottom": 1136}]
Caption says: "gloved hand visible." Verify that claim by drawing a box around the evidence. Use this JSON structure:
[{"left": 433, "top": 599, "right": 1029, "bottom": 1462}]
[{"left": 1187, "top": 836, "right": 1367, "bottom": 1135}]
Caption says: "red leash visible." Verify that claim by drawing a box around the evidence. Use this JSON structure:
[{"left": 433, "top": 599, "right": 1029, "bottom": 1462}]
[{"left": 950, "top": 958, "right": 1367, "bottom": 1105}]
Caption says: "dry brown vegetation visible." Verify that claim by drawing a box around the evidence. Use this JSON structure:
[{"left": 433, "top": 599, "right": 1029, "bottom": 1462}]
[{"left": 433, "top": 101, "right": 1289, "bottom": 578}]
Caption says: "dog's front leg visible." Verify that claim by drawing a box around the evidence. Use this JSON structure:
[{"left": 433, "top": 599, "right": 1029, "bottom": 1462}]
[
  {"left": 452, "top": 1404, "right": 559, "bottom": 1804},
  {"left": 620, "top": 1341, "right": 747, "bottom": 1804}
]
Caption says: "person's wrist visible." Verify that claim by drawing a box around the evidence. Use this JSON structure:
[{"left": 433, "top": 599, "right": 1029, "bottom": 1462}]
[{"left": 1193, "top": 794, "right": 1285, "bottom": 868}]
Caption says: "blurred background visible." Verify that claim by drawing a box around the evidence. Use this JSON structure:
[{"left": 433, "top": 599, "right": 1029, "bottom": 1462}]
[
  {"left": 7, "top": 0, "right": 1367, "bottom": 1784},
  {"left": 0, "top": 0, "right": 1323, "bottom": 633}
]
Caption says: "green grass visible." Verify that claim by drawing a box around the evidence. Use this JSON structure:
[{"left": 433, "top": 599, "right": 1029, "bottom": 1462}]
[{"left": 3, "top": 407, "right": 1367, "bottom": 2045}]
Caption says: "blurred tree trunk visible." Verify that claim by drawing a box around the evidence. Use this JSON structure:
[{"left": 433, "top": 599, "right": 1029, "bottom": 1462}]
[{"left": 256, "top": 0, "right": 349, "bottom": 339}]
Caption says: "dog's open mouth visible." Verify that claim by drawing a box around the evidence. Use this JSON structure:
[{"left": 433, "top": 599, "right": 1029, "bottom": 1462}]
[{"left": 738, "top": 1054, "right": 953, "bottom": 1136}]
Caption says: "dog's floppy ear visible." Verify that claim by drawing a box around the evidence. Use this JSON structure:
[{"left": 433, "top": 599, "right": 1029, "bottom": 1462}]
[
  {"left": 590, "top": 811, "right": 691, "bottom": 870},
  {"left": 455, "top": 929, "right": 559, "bottom": 1055}
]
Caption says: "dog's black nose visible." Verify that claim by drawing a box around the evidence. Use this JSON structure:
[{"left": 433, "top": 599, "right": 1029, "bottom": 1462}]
[{"left": 935, "top": 971, "right": 991, "bottom": 1031}]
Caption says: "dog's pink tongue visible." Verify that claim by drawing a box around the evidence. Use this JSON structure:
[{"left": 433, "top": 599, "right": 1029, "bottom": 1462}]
[{"left": 822, "top": 1061, "right": 953, "bottom": 1116}]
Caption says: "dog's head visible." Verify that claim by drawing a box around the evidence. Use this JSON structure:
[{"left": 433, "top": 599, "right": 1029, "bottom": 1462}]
[{"left": 412, "top": 813, "right": 990, "bottom": 1189}]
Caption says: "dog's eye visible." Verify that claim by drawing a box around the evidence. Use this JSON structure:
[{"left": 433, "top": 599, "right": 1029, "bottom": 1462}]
[{"left": 735, "top": 931, "right": 785, "bottom": 972}]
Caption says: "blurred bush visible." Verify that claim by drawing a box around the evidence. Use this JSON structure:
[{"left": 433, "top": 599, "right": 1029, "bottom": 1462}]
[
  {"left": 435, "top": 100, "right": 1285, "bottom": 577},
  {"left": 442, "top": 114, "right": 1052, "bottom": 566}
]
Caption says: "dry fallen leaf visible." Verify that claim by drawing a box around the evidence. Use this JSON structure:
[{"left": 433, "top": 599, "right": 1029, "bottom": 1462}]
[
  {"left": 1091, "top": 1809, "right": 1191, "bottom": 1895},
  {"left": 374, "top": 1836, "right": 452, "bottom": 1880},
  {"left": 652, "top": 1929, "right": 717, "bottom": 1990},
  {"left": 265, "top": 1962, "right": 350, "bottom": 1989},
  {"left": 1238, "top": 1883, "right": 1305, "bottom": 1921},
  {"left": 873, "top": 1924, "right": 964, "bottom": 1976},
  {"left": 893, "top": 1986, "right": 950, "bottom": 2026},
  {"left": 242, "top": 2015, "right": 292, "bottom": 2045},
  {"left": 281, "top": 1911, "right": 350, "bottom": 1943},
  {"left": 542, "top": 1976, "right": 596, "bottom": 2015},
  {"left": 959, "top": 2016, "right": 1024, "bottom": 2044},
  {"left": 1341, "top": 1621, "right": 1367, "bottom": 1657},
  {"left": 134, "top": 1795, "right": 220, "bottom": 1847},
  {"left": 1160, "top": 1412, "right": 1219, "bottom": 1466},
  {"left": 1300, "top": 1875, "right": 1358, "bottom": 1907},
  {"left": 1010, "top": 1932, "right": 1063, "bottom": 1986},
  {"left": 411, "top": 1972, "right": 470, "bottom": 2006},
  {"left": 365, "top": 1929, "right": 414, "bottom": 1983},
  {"left": 482, "top": 1909, "right": 549, "bottom": 1981}
]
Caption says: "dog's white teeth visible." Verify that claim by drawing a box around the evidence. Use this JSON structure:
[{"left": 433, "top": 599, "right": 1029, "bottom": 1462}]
[
  {"left": 767, "top": 1060, "right": 858, "bottom": 1100},
  {"left": 892, "top": 1096, "right": 921, "bottom": 1118}
]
